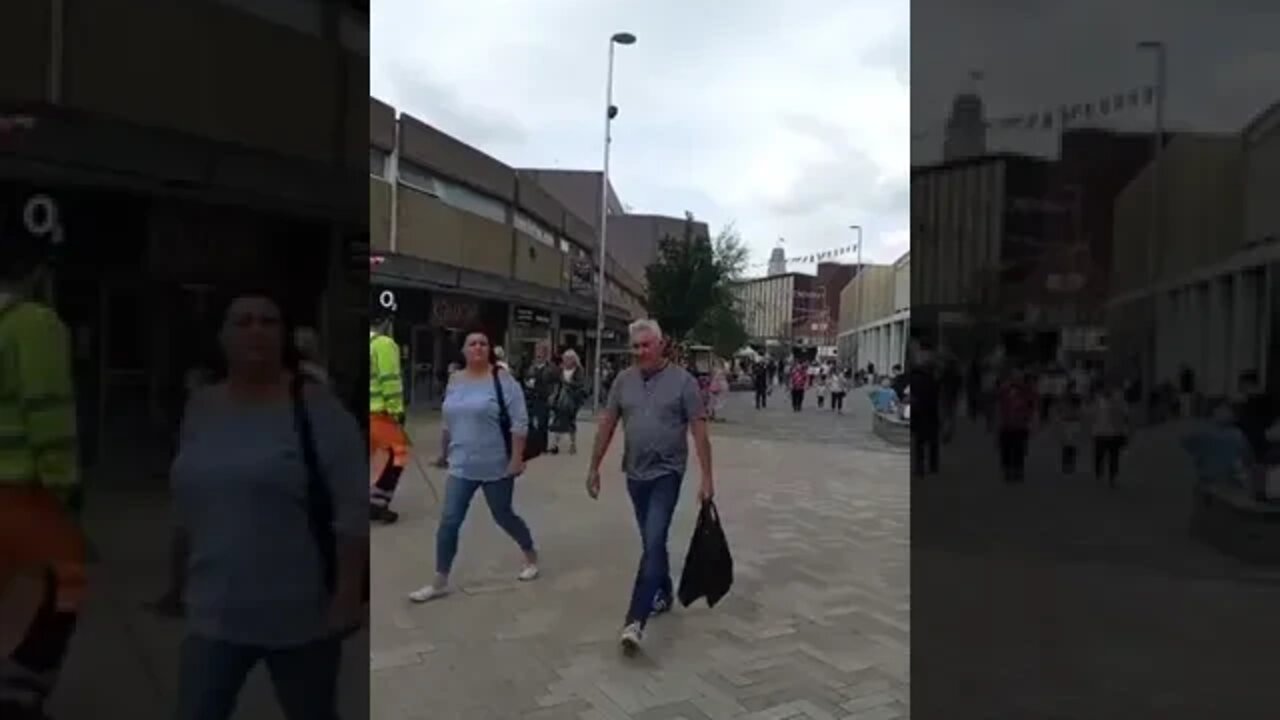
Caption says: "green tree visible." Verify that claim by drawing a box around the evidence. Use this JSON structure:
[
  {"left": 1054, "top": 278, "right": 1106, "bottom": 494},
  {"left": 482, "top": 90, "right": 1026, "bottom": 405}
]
[{"left": 645, "top": 216, "right": 750, "bottom": 357}]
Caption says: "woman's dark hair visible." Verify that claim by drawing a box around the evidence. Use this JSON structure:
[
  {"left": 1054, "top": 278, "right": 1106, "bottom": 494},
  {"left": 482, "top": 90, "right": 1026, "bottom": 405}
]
[
  {"left": 207, "top": 288, "right": 300, "bottom": 379},
  {"left": 461, "top": 325, "right": 498, "bottom": 365}
]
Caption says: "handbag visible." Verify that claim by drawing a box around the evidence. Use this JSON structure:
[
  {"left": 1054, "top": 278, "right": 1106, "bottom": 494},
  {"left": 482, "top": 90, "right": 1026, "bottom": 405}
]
[
  {"left": 492, "top": 366, "right": 546, "bottom": 462},
  {"left": 677, "top": 500, "right": 734, "bottom": 608},
  {"left": 289, "top": 375, "right": 368, "bottom": 632}
]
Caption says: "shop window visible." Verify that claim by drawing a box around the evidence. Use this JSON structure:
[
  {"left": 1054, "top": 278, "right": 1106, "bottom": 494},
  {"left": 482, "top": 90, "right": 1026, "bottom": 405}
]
[{"left": 515, "top": 212, "right": 558, "bottom": 247}]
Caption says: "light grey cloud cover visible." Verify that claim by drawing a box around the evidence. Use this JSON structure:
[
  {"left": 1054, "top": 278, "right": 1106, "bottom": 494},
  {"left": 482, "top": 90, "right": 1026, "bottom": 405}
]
[
  {"left": 371, "top": 0, "right": 910, "bottom": 273},
  {"left": 912, "top": 0, "right": 1280, "bottom": 164}
]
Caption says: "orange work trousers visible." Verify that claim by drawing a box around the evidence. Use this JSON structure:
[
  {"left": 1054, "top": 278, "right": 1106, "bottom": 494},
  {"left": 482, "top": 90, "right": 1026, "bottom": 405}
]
[
  {"left": 368, "top": 413, "right": 409, "bottom": 483},
  {"left": 0, "top": 487, "right": 87, "bottom": 616}
]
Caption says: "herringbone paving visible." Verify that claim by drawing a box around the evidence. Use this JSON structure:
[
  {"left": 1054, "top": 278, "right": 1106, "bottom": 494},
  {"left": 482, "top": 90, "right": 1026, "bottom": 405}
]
[{"left": 372, "top": 391, "right": 908, "bottom": 719}]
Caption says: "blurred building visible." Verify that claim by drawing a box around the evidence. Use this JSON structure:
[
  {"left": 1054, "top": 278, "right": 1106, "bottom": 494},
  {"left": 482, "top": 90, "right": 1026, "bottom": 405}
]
[
  {"left": 1, "top": 0, "right": 368, "bottom": 476},
  {"left": 911, "top": 152, "right": 1060, "bottom": 361},
  {"left": 1109, "top": 104, "right": 1280, "bottom": 397},
  {"left": 516, "top": 168, "right": 709, "bottom": 290},
  {"left": 837, "top": 253, "right": 909, "bottom": 371},
  {"left": 731, "top": 272, "right": 827, "bottom": 352},
  {"left": 767, "top": 246, "right": 787, "bottom": 275},
  {"left": 370, "top": 103, "right": 649, "bottom": 406},
  {"left": 943, "top": 92, "right": 988, "bottom": 161}
]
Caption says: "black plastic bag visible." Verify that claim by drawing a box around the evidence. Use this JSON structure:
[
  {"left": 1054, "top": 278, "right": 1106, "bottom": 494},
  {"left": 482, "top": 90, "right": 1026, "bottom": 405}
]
[{"left": 677, "top": 499, "right": 734, "bottom": 608}]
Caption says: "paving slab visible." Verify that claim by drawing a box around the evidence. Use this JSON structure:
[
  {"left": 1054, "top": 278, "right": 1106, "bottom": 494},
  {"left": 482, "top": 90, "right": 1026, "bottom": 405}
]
[{"left": 372, "top": 391, "right": 909, "bottom": 719}]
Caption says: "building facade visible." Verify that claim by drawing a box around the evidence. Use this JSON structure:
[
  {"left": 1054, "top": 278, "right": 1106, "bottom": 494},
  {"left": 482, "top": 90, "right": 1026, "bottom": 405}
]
[
  {"left": 837, "top": 254, "right": 910, "bottom": 372},
  {"left": 1108, "top": 120, "right": 1277, "bottom": 397},
  {"left": 913, "top": 152, "right": 1072, "bottom": 361},
  {"left": 731, "top": 272, "right": 827, "bottom": 352},
  {"left": 516, "top": 168, "right": 708, "bottom": 290},
  {"left": 3, "top": 0, "right": 368, "bottom": 477},
  {"left": 370, "top": 101, "right": 648, "bottom": 407}
]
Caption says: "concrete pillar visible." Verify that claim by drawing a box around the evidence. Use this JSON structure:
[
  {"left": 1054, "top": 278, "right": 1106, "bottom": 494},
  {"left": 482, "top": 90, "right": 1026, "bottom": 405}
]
[
  {"left": 1235, "top": 268, "right": 1260, "bottom": 382},
  {"left": 1206, "top": 277, "right": 1228, "bottom": 397}
]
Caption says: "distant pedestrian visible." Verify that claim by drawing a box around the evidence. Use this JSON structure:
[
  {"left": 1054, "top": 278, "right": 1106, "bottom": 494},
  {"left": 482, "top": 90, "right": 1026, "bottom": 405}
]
[
  {"left": 829, "top": 369, "right": 849, "bottom": 414},
  {"left": 910, "top": 347, "right": 942, "bottom": 475},
  {"left": 752, "top": 362, "right": 770, "bottom": 409},
  {"left": 549, "top": 349, "right": 587, "bottom": 455},
  {"left": 816, "top": 369, "right": 828, "bottom": 409},
  {"left": 586, "top": 319, "right": 715, "bottom": 654},
  {"left": 1059, "top": 383, "right": 1084, "bottom": 474},
  {"left": 789, "top": 363, "right": 808, "bottom": 412},
  {"left": 1091, "top": 384, "right": 1129, "bottom": 488},
  {"left": 996, "top": 369, "right": 1037, "bottom": 483}
]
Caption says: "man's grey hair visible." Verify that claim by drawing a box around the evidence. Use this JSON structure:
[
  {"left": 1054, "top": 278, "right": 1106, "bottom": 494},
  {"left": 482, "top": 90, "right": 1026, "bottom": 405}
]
[{"left": 628, "top": 318, "right": 663, "bottom": 339}]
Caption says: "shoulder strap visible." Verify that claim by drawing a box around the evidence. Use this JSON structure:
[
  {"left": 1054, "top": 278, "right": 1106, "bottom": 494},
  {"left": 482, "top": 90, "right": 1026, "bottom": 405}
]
[
  {"left": 492, "top": 366, "right": 513, "bottom": 459},
  {"left": 290, "top": 374, "right": 337, "bottom": 594}
]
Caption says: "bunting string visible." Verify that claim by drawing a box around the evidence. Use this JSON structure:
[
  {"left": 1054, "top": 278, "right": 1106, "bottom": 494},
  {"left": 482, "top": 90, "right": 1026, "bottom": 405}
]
[
  {"left": 746, "top": 242, "right": 859, "bottom": 270},
  {"left": 913, "top": 83, "right": 1157, "bottom": 140}
]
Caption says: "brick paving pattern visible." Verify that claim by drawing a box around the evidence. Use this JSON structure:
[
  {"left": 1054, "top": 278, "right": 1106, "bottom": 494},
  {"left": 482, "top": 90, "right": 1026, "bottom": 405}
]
[
  {"left": 371, "top": 390, "right": 909, "bottom": 720},
  {"left": 914, "top": 414, "right": 1280, "bottom": 719}
]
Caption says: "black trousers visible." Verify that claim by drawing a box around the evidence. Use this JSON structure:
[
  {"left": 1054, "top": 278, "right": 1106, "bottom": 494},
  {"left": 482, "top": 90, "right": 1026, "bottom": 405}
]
[
  {"left": 791, "top": 389, "right": 804, "bottom": 411},
  {"left": 1061, "top": 443, "right": 1078, "bottom": 474},
  {"left": 754, "top": 388, "right": 768, "bottom": 409},
  {"left": 2, "top": 570, "right": 79, "bottom": 715},
  {"left": 1094, "top": 435, "right": 1124, "bottom": 483},
  {"left": 831, "top": 392, "right": 846, "bottom": 412},
  {"left": 914, "top": 427, "right": 940, "bottom": 474},
  {"left": 998, "top": 428, "right": 1030, "bottom": 481}
]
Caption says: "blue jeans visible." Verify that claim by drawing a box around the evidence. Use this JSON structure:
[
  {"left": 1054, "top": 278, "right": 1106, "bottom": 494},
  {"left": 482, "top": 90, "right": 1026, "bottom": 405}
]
[
  {"left": 175, "top": 634, "right": 341, "bottom": 720},
  {"left": 625, "top": 473, "right": 683, "bottom": 627},
  {"left": 436, "top": 476, "right": 536, "bottom": 575}
]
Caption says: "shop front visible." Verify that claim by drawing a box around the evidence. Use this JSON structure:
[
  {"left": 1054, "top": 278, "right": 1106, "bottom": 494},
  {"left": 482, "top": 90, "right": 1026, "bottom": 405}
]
[
  {"left": 509, "top": 304, "right": 554, "bottom": 370},
  {"left": 557, "top": 314, "right": 591, "bottom": 360}
]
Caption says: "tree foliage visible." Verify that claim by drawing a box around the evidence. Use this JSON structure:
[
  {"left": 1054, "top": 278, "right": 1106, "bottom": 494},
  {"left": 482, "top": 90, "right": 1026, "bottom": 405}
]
[{"left": 645, "top": 216, "right": 750, "bottom": 357}]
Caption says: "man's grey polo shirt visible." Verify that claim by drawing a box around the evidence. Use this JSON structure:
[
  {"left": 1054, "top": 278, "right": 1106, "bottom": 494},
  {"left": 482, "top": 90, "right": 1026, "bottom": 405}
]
[{"left": 606, "top": 363, "right": 705, "bottom": 481}]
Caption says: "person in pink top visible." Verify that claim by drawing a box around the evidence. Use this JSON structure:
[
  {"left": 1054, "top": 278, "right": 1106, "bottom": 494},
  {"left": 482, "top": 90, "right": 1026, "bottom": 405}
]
[{"left": 789, "top": 362, "right": 809, "bottom": 412}]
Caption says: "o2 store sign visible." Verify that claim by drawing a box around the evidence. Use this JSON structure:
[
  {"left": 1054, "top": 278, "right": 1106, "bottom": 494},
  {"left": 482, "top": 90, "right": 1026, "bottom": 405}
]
[
  {"left": 377, "top": 289, "right": 398, "bottom": 312},
  {"left": 21, "top": 194, "right": 64, "bottom": 246}
]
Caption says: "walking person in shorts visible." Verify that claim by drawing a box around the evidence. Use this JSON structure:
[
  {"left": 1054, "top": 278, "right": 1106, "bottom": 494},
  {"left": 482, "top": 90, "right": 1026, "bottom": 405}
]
[{"left": 587, "top": 319, "right": 715, "bottom": 654}]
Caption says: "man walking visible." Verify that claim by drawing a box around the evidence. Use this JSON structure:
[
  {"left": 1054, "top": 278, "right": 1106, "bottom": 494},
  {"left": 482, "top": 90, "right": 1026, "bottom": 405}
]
[
  {"left": 752, "top": 361, "right": 770, "bottom": 409},
  {"left": 587, "top": 319, "right": 715, "bottom": 654},
  {"left": 369, "top": 313, "right": 409, "bottom": 523}
]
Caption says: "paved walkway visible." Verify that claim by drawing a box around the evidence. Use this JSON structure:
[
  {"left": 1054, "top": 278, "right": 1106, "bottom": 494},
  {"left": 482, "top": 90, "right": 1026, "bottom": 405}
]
[
  {"left": 914, "top": 413, "right": 1280, "bottom": 719},
  {"left": 49, "top": 479, "right": 369, "bottom": 718},
  {"left": 371, "top": 391, "right": 909, "bottom": 720}
]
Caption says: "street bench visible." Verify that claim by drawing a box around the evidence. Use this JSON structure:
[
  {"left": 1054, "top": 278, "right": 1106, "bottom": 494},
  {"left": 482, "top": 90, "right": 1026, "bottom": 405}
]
[
  {"left": 1191, "top": 482, "right": 1280, "bottom": 564},
  {"left": 873, "top": 411, "right": 911, "bottom": 447}
]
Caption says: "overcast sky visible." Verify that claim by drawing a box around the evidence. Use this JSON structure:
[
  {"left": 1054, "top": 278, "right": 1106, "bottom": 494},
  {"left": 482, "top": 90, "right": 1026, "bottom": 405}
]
[
  {"left": 371, "top": 0, "right": 910, "bottom": 276},
  {"left": 912, "top": 0, "right": 1280, "bottom": 163}
]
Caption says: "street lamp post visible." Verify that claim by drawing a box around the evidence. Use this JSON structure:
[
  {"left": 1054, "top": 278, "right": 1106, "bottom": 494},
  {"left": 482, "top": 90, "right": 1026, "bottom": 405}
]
[
  {"left": 849, "top": 224, "right": 863, "bottom": 370},
  {"left": 1137, "top": 40, "right": 1165, "bottom": 389},
  {"left": 592, "top": 31, "right": 636, "bottom": 413}
]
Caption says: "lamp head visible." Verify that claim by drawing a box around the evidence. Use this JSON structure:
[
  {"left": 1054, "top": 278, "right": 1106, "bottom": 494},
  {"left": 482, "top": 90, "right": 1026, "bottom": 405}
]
[{"left": 612, "top": 32, "right": 637, "bottom": 45}]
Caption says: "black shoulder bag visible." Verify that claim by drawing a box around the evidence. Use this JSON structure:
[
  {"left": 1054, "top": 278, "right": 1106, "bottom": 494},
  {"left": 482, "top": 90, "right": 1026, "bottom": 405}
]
[
  {"left": 492, "top": 367, "right": 545, "bottom": 462},
  {"left": 290, "top": 375, "right": 338, "bottom": 595}
]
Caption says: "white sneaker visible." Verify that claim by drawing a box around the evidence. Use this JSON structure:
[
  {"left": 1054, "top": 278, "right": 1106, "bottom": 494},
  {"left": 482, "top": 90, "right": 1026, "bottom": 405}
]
[
  {"left": 517, "top": 564, "right": 540, "bottom": 582},
  {"left": 408, "top": 584, "right": 448, "bottom": 603},
  {"left": 620, "top": 622, "right": 643, "bottom": 653}
]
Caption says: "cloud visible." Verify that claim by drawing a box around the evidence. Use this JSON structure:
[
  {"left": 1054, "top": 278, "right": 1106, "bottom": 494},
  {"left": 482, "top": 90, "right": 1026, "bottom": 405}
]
[
  {"left": 911, "top": 1, "right": 1280, "bottom": 163},
  {"left": 372, "top": 0, "right": 910, "bottom": 270},
  {"left": 381, "top": 63, "right": 528, "bottom": 147}
]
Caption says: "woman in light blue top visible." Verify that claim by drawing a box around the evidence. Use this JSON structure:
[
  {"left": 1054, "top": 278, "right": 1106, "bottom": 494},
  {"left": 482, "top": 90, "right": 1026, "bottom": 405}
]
[
  {"left": 410, "top": 329, "right": 539, "bottom": 603},
  {"left": 171, "top": 292, "right": 367, "bottom": 720}
]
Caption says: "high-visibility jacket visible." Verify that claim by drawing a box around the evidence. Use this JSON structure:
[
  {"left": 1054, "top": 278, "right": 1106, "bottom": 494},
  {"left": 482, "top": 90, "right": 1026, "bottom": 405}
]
[
  {"left": 0, "top": 296, "right": 79, "bottom": 498},
  {"left": 369, "top": 331, "right": 405, "bottom": 416}
]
